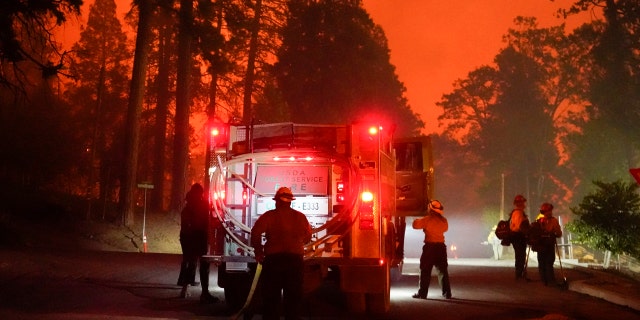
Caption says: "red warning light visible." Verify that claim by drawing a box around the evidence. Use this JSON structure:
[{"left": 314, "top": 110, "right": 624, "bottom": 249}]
[
  {"left": 359, "top": 191, "right": 375, "bottom": 230},
  {"left": 361, "top": 191, "right": 374, "bottom": 202},
  {"left": 336, "top": 181, "right": 346, "bottom": 203},
  {"left": 208, "top": 123, "right": 229, "bottom": 147}
]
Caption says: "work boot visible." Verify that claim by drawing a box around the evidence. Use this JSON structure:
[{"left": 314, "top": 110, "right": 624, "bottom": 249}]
[{"left": 200, "top": 291, "right": 219, "bottom": 304}]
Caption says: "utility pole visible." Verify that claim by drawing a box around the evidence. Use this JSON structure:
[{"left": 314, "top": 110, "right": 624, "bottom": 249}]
[{"left": 500, "top": 173, "right": 504, "bottom": 220}]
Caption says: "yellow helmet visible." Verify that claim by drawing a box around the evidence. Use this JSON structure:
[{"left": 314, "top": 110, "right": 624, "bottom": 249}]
[{"left": 428, "top": 200, "right": 444, "bottom": 214}]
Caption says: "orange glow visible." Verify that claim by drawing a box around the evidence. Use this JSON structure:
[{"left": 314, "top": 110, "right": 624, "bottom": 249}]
[
  {"left": 363, "top": 0, "right": 595, "bottom": 134},
  {"left": 61, "top": 1, "right": 596, "bottom": 137}
]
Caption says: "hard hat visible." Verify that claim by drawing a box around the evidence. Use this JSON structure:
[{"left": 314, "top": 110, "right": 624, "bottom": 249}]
[
  {"left": 540, "top": 202, "right": 554, "bottom": 213},
  {"left": 273, "top": 187, "right": 295, "bottom": 202},
  {"left": 513, "top": 195, "right": 527, "bottom": 204},
  {"left": 428, "top": 200, "right": 444, "bottom": 214}
]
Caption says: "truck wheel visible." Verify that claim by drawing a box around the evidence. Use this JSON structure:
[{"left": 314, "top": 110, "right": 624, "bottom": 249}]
[
  {"left": 345, "top": 292, "right": 366, "bottom": 313},
  {"left": 366, "top": 291, "right": 390, "bottom": 314}
]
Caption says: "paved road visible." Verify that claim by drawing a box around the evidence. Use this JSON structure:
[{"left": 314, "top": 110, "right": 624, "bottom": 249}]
[{"left": 0, "top": 248, "right": 638, "bottom": 320}]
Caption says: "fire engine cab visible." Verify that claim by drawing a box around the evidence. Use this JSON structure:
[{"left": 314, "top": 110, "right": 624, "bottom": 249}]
[{"left": 204, "top": 122, "right": 433, "bottom": 314}]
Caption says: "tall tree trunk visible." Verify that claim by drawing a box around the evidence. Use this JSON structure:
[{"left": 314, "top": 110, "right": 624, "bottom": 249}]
[
  {"left": 242, "top": 0, "right": 262, "bottom": 124},
  {"left": 86, "top": 63, "right": 106, "bottom": 220},
  {"left": 170, "top": 0, "right": 193, "bottom": 213},
  {"left": 120, "top": 0, "right": 153, "bottom": 226},
  {"left": 151, "top": 12, "right": 171, "bottom": 212}
]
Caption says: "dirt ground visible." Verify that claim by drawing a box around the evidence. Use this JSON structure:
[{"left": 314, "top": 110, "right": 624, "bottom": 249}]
[{"left": 0, "top": 206, "right": 182, "bottom": 254}]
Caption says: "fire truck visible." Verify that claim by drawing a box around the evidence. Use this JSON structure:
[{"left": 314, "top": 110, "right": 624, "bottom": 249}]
[{"left": 204, "top": 122, "right": 433, "bottom": 314}]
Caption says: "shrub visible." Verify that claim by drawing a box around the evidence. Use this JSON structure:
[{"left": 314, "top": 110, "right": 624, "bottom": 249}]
[{"left": 566, "top": 180, "right": 640, "bottom": 260}]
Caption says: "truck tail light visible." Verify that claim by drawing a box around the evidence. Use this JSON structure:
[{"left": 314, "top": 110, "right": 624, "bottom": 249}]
[
  {"left": 359, "top": 191, "right": 374, "bottom": 230},
  {"left": 336, "top": 181, "right": 345, "bottom": 203},
  {"left": 208, "top": 123, "right": 228, "bottom": 147}
]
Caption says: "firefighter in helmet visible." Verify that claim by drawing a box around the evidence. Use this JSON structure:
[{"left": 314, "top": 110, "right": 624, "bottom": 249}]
[
  {"left": 251, "top": 187, "right": 312, "bottom": 320},
  {"left": 412, "top": 200, "right": 452, "bottom": 300},
  {"left": 534, "top": 203, "right": 562, "bottom": 286},
  {"left": 510, "top": 194, "right": 530, "bottom": 279}
]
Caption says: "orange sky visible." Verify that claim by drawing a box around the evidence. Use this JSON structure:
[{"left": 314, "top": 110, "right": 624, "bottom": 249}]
[
  {"left": 61, "top": 0, "right": 596, "bottom": 134},
  {"left": 363, "top": 0, "right": 596, "bottom": 134}
]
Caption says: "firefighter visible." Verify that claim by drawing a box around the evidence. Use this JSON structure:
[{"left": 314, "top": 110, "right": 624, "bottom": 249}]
[
  {"left": 533, "top": 203, "right": 562, "bottom": 286},
  {"left": 412, "top": 200, "right": 452, "bottom": 300},
  {"left": 177, "top": 183, "right": 219, "bottom": 303},
  {"left": 251, "top": 187, "right": 312, "bottom": 320},
  {"left": 510, "top": 194, "right": 530, "bottom": 280}
]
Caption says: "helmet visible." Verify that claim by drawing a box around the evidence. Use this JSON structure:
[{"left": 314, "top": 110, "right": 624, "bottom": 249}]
[
  {"left": 273, "top": 187, "right": 295, "bottom": 202},
  {"left": 540, "top": 202, "right": 554, "bottom": 213},
  {"left": 428, "top": 200, "right": 444, "bottom": 215},
  {"left": 513, "top": 195, "right": 527, "bottom": 204}
]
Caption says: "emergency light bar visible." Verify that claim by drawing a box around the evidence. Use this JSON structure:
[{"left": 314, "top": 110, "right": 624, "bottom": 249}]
[{"left": 272, "top": 156, "right": 314, "bottom": 162}]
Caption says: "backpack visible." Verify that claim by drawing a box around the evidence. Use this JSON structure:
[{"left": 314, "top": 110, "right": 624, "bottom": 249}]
[
  {"left": 528, "top": 220, "right": 543, "bottom": 251},
  {"left": 494, "top": 219, "right": 511, "bottom": 240},
  {"left": 528, "top": 219, "right": 556, "bottom": 251}
]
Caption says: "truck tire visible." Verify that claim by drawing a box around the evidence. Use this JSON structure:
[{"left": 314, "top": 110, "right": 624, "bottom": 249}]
[
  {"left": 366, "top": 290, "right": 390, "bottom": 314},
  {"left": 345, "top": 292, "right": 366, "bottom": 313}
]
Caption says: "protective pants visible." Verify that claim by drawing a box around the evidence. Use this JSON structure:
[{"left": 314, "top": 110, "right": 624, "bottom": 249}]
[
  {"left": 511, "top": 233, "right": 527, "bottom": 279},
  {"left": 537, "top": 243, "right": 556, "bottom": 285},
  {"left": 417, "top": 242, "right": 451, "bottom": 298},
  {"left": 261, "top": 253, "right": 304, "bottom": 320}
]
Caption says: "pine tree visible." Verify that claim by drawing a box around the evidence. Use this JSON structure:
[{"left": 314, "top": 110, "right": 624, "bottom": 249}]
[
  {"left": 273, "top": 0, "right": 423, "bottom": 137},
  {"left": 66, "top": 0, "right": 132, "bottom": 219},
  {"left": 121, "top": 0, "right": 154, "bottom": 226}
]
